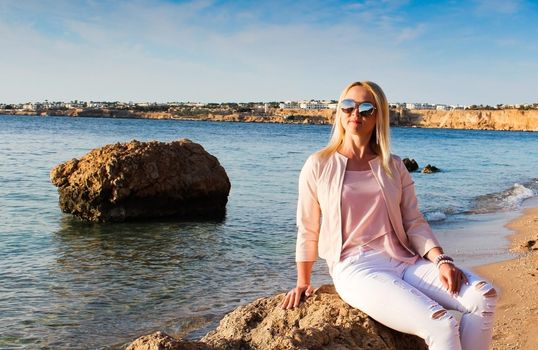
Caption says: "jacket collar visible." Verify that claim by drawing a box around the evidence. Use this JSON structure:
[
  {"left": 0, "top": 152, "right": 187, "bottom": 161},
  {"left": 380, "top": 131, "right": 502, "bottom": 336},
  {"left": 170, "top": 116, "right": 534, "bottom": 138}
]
[{"left": 334, "top": 151, "right": 381, "bottom": 168}]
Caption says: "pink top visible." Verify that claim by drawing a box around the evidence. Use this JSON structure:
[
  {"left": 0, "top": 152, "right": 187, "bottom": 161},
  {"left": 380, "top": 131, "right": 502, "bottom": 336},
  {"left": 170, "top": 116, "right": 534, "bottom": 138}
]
[
  {"left": 295, "top": 152, "right": 440, "bottom": 264},
  {"left": 340, "top": 170, "right": 418, "bottom": 264}
]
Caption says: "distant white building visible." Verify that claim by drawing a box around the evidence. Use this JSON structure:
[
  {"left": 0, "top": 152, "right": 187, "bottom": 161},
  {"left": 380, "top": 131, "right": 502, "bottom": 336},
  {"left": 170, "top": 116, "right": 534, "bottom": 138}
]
[
  {"left": 65, "top": 101, "right": 86, "bottom": 108},
  {"left": 279, "top": 101, "right": 300, "bottom": 109},
  {"left": 23, "top": 103, "right": 36, "bottom": 111},
  {"left": 184, "top": 102, "right": 207, "bottom": 107},
  {"left": 88, "top": 101, "right": 107, "bottom": 108},
  {"left": 406, "top": 102, "right": 435, "bottom": 110},
  {"left": 299, "top": 101, "right": 329, "bottom": 110}
]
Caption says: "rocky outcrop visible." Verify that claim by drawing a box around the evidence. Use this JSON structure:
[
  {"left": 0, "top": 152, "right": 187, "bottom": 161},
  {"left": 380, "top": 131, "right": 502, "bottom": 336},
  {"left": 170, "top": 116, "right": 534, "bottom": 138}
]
[
  {"left": 422, "top": 164, "right": 440, "bottom": 173},
  {"left": 402, "top": 158, "right": 419, "bottom": 172},
  {"left": 126, "top": 332, "right": 209, "bottom": 350},
  {"left": 395, "top": 109, "right": 538, "bottom": 131},
  {"left": 127, "top": 284, "right": 426, "bottom": 350},
  {"left": 50, "top": 139, "right": 230, "bottom": 222}
]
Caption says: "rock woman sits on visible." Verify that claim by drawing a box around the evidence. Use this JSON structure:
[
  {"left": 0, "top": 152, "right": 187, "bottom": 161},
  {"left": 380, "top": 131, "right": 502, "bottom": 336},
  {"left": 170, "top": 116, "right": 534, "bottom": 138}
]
[{"left": 281, "top": 81, "right": 497, "bottom": 350}]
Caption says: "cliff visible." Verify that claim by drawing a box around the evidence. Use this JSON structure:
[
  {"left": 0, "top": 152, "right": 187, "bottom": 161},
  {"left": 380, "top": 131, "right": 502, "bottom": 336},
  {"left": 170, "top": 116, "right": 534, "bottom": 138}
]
[
  {"left": 391, "top": 108, "right": 538, "bottom": 131},
  {"left": 2, "top": 108, "right": 537, "bottom": 131}
]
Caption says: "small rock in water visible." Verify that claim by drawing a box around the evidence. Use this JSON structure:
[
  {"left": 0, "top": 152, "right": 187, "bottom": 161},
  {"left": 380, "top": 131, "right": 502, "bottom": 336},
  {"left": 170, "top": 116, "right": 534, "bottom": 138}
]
[
  {"left": 402, "top": 158, "right": 419, "bottom": 172},
  {"left": 422, "top": 164, "right": 440, "bottom": 173},
  {"left": 50, "top": 139, "right": 231, "bottom": 222}
]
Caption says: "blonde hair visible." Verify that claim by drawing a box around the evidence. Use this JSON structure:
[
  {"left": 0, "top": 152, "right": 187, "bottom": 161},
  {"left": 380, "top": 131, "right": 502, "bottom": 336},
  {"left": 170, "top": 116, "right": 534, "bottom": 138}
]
[{"left": 318, "top": 81, "right": 393, "bottom": 176}]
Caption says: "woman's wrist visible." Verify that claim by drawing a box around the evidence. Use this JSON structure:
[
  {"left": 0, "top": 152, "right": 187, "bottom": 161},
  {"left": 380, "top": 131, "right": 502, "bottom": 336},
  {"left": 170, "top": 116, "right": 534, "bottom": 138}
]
[
  {"left": 433, "top": 253, "right": 453, "bottom": 265},
  {"left": 434, "top": 254, "right": 455, "bottom": 269},
  {"left": 296, "top": 261, "right": 314, "bottom": 286},
  {"left": 425, "top": 247, "right": 444, "bottom": 262},
  {"left": 296, "top": 276, "right": 312, "bottom": 287},
  {"left": 426, "top": 248, "right": 456, "bottom": 269},
  {"left": 437, "top": 259, "right": 455, "bottom": 269}
]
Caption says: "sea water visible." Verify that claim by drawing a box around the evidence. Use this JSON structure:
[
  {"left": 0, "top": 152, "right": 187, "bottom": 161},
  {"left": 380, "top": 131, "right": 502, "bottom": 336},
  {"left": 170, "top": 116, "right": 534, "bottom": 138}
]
[{"left": 0, "top": 115, "right": 536, "bottom": 349}]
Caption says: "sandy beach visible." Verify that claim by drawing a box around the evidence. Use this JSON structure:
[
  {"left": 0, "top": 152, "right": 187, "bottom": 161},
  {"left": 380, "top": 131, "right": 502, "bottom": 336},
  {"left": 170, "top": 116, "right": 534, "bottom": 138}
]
[{"left": 474, "top": 206, "right": 538, "bottom": 350}]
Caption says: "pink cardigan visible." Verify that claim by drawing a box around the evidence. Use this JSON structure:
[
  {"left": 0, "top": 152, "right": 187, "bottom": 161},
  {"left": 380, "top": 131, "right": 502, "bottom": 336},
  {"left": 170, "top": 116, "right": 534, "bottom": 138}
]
[{"left": 295, "top": 151, "right": 440, "bottom": 263}]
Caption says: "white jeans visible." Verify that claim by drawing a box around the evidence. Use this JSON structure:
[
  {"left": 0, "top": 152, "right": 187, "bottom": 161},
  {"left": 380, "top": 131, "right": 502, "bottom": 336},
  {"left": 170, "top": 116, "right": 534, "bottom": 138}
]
[{"left": 331, "top": 248, "right": 497, "bottom": 350}]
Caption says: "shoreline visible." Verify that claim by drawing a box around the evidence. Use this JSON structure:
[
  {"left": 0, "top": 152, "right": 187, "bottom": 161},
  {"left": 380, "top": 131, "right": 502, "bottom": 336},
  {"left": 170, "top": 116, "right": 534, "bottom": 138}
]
[
  {"left": 2, "top": 109, "right": 538, "bottom": 131},
  {"left": 433, "top": 211, "right": 520, "bottom": 269},
  {"left": 473, "top": 198, "right": 538, "bottom": 350}
]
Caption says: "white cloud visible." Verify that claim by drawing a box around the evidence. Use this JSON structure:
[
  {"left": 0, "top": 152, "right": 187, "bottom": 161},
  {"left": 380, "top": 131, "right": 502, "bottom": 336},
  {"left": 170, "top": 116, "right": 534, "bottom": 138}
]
[
  {"left": 0, "top": 1, "right": 411, "bottom": 103},
  {"left": 0, "top": 0, "right": 535, "bottom": 105}
]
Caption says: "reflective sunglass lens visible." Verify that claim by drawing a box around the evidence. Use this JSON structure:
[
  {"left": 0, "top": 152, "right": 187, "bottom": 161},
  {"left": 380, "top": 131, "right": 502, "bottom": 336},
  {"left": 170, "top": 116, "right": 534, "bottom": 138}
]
[
  {"left": 358, "top": 103, "right": 375, "bottom": 116},
  {"left": 340, "top": 99, "right": 355, "bottom": 109},
  {"left": 340, "top": 99, "right": 356, "bottom": 114}
]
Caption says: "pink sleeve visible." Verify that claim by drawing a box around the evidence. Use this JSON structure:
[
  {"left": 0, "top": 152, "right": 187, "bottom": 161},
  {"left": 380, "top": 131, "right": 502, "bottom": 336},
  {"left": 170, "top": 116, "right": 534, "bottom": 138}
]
[
  {"left": 397, "top": 158, "right": 440, "bottom": 257},
  {"left": 295, "top": 155, "right": 321, "bottom": 262}
]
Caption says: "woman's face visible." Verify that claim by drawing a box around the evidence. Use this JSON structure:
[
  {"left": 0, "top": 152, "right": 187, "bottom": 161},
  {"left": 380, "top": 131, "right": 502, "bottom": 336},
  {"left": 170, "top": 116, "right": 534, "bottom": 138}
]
[{"left": 340, "top": 85, "right": 377, "bottom": 138}]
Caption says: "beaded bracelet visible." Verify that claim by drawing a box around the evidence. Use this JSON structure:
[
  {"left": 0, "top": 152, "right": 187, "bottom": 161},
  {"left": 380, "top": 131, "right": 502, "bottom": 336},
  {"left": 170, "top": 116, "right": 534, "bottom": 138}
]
[
  {"left": 437, "top": 259, "right": 455, "bottom": 269},
  {"left": 434, "top": 254, "right": 454, "bottom": 265}
]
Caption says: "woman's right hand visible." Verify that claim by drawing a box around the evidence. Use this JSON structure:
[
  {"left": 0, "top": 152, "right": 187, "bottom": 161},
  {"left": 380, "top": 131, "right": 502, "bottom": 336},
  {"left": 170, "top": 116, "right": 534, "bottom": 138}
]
[{"left": 280, "top": 284, "right": 314, "bottom": 309}]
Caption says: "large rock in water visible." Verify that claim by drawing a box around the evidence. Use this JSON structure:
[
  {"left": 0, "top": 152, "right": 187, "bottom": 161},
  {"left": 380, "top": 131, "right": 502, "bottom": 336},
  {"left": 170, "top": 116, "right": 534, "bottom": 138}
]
[
  {"left": 50, "top": 139, "right": 230, "bottom": 222},
  {"left": 126, "top": 285, "right": 426, "bottom": 350},
  {"left": 402, "top": 158, "right": 419, "bottom": 172}
]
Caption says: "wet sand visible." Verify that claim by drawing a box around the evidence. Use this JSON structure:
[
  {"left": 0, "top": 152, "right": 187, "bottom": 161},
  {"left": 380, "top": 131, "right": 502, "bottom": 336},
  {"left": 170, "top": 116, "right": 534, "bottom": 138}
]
[{"left": 474, "top": 206, "right": 538, "bottom": 350}]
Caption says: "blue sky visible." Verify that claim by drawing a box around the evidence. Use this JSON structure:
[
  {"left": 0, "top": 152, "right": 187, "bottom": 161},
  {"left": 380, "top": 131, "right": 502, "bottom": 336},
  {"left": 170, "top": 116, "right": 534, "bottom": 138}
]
[{"left": 1, "top": 0, "right": 537, "bottom": 105}]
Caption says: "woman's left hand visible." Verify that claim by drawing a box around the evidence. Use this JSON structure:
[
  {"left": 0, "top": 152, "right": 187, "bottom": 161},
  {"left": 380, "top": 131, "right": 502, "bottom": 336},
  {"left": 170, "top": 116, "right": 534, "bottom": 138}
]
[{"left": 439, "top": 263, "right": 469, "bottom": 296}]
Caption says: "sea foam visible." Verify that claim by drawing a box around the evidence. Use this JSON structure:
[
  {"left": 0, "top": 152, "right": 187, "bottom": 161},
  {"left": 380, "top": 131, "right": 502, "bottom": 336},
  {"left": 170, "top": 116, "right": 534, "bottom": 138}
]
[
  {"left": 425, "top": 211, "right": 447, "bottom": 222},
  {"left": 471, "top": 181, "right": 536, "bottom": 214}
]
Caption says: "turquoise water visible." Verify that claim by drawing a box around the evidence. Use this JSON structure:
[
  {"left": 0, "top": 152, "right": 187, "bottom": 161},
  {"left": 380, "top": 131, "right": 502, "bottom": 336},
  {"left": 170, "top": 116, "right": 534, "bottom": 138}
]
[{"left": 0, "top": 115, "right": 537, "bottom": 349}]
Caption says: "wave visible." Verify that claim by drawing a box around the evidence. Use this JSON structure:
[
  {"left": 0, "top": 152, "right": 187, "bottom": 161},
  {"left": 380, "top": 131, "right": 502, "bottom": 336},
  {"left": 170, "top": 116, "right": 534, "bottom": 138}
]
[
  {"left": 425, "top": 211, "right": 448, "bottom": 222},
  {"left": 469, "top": 179, "right": 537, "bottom": 214}
]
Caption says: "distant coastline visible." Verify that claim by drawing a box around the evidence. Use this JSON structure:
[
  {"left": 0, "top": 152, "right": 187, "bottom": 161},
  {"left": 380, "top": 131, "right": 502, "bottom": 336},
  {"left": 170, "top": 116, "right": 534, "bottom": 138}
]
[{"left": 2, "top": 107, "right": 537, "bottom": 131}]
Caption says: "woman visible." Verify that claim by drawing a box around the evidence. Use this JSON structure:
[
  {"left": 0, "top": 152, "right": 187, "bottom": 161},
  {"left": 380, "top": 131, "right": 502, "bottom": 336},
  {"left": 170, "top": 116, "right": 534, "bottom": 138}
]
[{"left": 280, "top": 81, "right": 497, "bottom": 350}]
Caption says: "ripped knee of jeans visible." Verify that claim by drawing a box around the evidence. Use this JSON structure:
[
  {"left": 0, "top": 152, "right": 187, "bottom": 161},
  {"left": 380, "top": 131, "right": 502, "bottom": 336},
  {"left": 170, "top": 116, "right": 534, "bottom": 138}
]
[
  {"left": 475, "top": 281, "right": 498, "bottom": 298},
  {"left": 474, "top": 281, "right": 497, "bottom": 326},
  {"left": 430, "top": 305, "right": 452, "bottom": 321},
  {"left": 431, "top": 309, "right": 448, "bottom": 319},
  {"left": 430, "top": 305, "right": 459, "bottom": 333}
]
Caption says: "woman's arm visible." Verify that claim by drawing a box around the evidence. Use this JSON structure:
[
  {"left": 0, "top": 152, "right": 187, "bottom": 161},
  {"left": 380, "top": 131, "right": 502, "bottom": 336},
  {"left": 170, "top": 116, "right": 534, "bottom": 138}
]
[
  {"left": 282, "top": 156, "right": 321, "bottom": 309},
  {"left": 295, "top": 155, "right": 321, "bottom": 262}
]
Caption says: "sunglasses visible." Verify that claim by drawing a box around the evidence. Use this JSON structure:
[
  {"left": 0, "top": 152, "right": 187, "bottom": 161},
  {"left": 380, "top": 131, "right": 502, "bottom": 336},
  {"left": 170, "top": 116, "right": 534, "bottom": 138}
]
[{"left": 340, "top": 99, "right": 376, "bottom": 117}]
